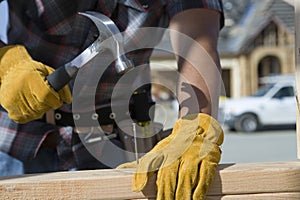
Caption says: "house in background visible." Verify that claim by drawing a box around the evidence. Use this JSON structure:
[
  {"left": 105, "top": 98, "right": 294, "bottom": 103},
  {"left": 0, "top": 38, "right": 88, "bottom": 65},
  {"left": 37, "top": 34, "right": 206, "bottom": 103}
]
[
  {"left": 219, "top": 0, "right": 295, "bottom": 97},
  {"left": 150, "top": 0, "right": 296, "bottom": 99}
]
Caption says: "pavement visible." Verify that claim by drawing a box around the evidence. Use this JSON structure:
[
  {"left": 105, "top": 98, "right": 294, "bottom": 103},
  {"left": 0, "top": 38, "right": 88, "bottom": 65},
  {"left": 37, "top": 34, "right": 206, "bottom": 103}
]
[
  {"left": 154, "top": 100, "right": 299, "bottom": 164},
  {"left": 220, "top": 126, "right": 298, "bottom": 164}
]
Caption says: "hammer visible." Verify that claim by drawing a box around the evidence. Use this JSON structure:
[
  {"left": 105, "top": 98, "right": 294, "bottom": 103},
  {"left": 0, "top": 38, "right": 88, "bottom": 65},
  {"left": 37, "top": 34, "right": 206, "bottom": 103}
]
[{"left": 46, "top": 11, "right": 134, "bottom": 91}]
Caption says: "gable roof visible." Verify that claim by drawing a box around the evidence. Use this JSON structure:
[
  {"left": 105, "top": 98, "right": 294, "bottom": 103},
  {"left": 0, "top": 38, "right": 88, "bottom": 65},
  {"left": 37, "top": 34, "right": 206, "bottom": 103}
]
[{"left": 219, "top": 0, "right": 295, "bottom": 55}]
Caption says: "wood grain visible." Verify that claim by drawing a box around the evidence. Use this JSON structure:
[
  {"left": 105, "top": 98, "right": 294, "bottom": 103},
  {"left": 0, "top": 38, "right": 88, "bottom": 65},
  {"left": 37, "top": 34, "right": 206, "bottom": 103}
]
[
  {"left": 206, "top": 192, "right": 300, "bottom": 200},
  {"left": 1, "top": 162, "right": 300, "bottom": 199}
]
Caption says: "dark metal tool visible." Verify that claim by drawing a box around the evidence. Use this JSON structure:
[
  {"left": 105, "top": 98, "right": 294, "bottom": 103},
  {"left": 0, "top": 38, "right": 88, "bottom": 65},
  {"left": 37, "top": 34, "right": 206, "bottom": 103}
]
[{"left": 46, "top": 11, "right": 134, "bottom": 91}]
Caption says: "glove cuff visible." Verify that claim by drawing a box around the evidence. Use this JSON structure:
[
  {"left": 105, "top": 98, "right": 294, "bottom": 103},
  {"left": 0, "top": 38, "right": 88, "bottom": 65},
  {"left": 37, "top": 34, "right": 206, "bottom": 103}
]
[{"left": 181, "top": 113, "right": 224, "bottom": 146}]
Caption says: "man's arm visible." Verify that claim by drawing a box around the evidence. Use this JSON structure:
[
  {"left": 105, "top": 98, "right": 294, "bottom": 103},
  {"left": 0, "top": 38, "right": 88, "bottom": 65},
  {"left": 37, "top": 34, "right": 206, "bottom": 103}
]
[
  {"left": 0, "top": 106, "right": 75, "bottom": 172},
  {"left": 169, "top": 8, "right": 222, "bottom": 119}
]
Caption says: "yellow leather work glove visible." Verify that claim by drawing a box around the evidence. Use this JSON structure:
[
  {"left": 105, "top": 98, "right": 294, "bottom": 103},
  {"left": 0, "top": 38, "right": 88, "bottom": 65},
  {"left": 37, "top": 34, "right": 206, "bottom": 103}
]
[
  {"left": 0, "top": 45, "right": 72, "bottom": 123},
  {"left": 117, "top": 113, "right": 224, "bottom": 200}
]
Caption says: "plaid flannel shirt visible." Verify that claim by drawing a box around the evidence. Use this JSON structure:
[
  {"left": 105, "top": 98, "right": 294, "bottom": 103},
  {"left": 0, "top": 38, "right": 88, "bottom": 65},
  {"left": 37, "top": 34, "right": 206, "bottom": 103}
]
[{"left": 0, "top": 0, "right": 224, "bottom": 171}]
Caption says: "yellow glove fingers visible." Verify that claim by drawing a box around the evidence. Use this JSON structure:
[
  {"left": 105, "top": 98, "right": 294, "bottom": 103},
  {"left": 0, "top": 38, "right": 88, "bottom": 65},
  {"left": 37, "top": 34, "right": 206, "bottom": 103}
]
[
  {"left": 1, "top": 62, "right": 63, "bottom": 123},
  {"left": 173, "top": 136, "right": 204, "bottom": 200},
  {"left": 192, "top": 145, "right": 221, "bottom": 200},
  {"left": 133, "top": 114, "right": 216, "bottom": 192},
  {"left": 133, "top": 153, "right": 165, "bottom": 192},
  {"left": 30, "top": 64, "right": 63, "bottom": 108},
  {"left": 1, "top": 64, "right": 50, "bottom": 120},
  {"left": 174, "top": 163, "right": 197, "bottom": 199},
  {"left": 116, "top": 113, "right": 224, "bottom": 199},
  {"left": 156, "top": 160, "right": 180, "bottom": 200},
  {"left": 43, "top": 65, "right": 72, "bottom": 104},
  {"left": 0, "top": 45, "right": 72, "bottom": 123},
  {"left": 116, "top": 161, "right": 137, "bottom": 169},
  {"left": 58, "top": 86, "right": 72, "bottom": 104}
]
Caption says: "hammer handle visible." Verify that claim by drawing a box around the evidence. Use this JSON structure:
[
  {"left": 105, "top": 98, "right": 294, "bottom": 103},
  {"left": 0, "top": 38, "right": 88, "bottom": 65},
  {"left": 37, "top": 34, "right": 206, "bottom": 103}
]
[{"left": 46, "top": 65, "right": 75, "bottom": 91}]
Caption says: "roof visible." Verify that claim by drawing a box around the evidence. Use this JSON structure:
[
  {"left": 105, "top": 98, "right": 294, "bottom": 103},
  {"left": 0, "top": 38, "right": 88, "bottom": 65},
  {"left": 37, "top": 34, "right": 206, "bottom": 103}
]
[
  {"left": 151, "top": 0, "right": 295, "bottom": 58},
  {"left": 219, "top": 0, "right": 295, "bottom": 55}
]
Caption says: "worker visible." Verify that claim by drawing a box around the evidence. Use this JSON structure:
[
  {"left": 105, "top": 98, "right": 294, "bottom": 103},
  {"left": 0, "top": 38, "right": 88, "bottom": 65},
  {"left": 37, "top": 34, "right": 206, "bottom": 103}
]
[{"left": 0, "top": 0, "right": 224, "bottom": 199}]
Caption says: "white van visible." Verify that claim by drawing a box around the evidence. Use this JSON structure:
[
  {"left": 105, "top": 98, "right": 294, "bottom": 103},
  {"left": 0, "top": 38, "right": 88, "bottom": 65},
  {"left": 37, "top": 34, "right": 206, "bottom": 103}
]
[{"left": 219, "top": 74, "right": 296, "bottom": 132}]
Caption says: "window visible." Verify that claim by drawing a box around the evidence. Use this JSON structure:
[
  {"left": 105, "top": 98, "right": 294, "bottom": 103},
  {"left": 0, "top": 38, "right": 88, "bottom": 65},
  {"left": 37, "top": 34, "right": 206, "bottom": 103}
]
[{"left": 272, "top": 86, "right": 294, "bottom": 98}]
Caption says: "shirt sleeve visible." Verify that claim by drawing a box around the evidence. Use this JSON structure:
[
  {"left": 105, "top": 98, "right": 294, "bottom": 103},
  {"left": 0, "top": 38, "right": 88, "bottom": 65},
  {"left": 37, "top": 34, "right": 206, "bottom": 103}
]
[
  {"left": 0, "top": 107, "right": 69, "bottom": 166},
  {"left": 0, "top": 40, "right": 5, "bottom": 47},
  {"left": 0, "top": 109, "right": 18, "bottom": 153},
  {"left": 6, "top": 115, "right": 57, "bottom": 161}
]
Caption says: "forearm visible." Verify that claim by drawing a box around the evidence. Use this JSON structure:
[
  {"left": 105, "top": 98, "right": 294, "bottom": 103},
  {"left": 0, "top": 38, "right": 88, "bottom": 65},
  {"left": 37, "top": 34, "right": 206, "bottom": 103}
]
[{"left": 169, "top": 9, "right": 222, "bottom": 119}]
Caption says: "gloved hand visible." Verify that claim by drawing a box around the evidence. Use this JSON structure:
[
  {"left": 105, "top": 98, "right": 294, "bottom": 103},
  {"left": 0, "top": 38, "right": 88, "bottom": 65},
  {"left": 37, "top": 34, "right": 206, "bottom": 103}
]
[
  {"left": 0, "top": 45, "right": 72, "bottom": 123},
  {"left": 117, "top": 113, "right": 224, "bottom": 200}
]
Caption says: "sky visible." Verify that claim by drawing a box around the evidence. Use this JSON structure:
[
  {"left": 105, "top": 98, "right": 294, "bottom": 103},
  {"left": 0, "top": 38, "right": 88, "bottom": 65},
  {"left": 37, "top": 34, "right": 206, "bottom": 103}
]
[{"left": 0, "top": 0, "right": 8, "bottom": 43}]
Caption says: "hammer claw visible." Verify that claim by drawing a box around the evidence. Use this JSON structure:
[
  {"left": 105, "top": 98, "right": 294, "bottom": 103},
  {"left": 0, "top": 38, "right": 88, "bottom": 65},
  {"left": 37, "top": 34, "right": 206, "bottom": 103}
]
[{"left": 46, "top": 11, "right": 133, "bottom": 91}]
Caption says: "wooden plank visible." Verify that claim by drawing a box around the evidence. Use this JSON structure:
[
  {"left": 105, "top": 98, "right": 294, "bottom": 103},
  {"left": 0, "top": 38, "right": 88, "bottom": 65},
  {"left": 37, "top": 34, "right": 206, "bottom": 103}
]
[
  {"left": 0, "top": 169, "right": 156, "bottom": 200},
  {"left": 122, "top": 193, "right": 300, "bottom": 200},
  {"left": 207, "top": 192, "right": 300, "bottom": 200},
  {"left": 207, "top": 162, "right": 300, "bottom": 195},
  {"left": 295, "top": 0, "right": 300, "bottom": 159},
  {"left": 1, "top": 162, "right": 300, "bottom": 199}
]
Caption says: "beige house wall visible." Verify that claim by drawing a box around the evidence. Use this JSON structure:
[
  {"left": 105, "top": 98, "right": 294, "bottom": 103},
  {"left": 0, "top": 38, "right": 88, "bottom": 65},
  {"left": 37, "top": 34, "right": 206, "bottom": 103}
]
[
  {"left": 239, "top": 55, "right": 251, "bottom": 96},
  {"left": 250, "top": 47, "right": 285, "bottom": 91},
  {"left": 150, "top": 23, "right": 296, "bottom": 99},
  {"left": 223, "top": 45, "right": 295, "bottom": 97},
  {"left": 223, "top": 27, "right": 295, "bottom": 97}
]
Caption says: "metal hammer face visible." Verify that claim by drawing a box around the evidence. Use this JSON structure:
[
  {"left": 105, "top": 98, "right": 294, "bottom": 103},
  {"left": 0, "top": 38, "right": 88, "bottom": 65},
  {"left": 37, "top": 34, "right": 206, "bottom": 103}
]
[
  {"left": 46, "top": 11, "right": 134, "bottom": 91},
  {"left": 79, "top": 11, "right": 134, "bottom": 74}
]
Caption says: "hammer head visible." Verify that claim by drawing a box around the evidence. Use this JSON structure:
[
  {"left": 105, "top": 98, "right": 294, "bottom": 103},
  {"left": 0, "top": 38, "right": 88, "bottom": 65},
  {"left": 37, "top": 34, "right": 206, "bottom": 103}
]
[
  {"left": 79, "top": 11, "right": 134, "bottom": 74},
  {"left": 46, "top": 11, "right": 134, "bottom": 92}
]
